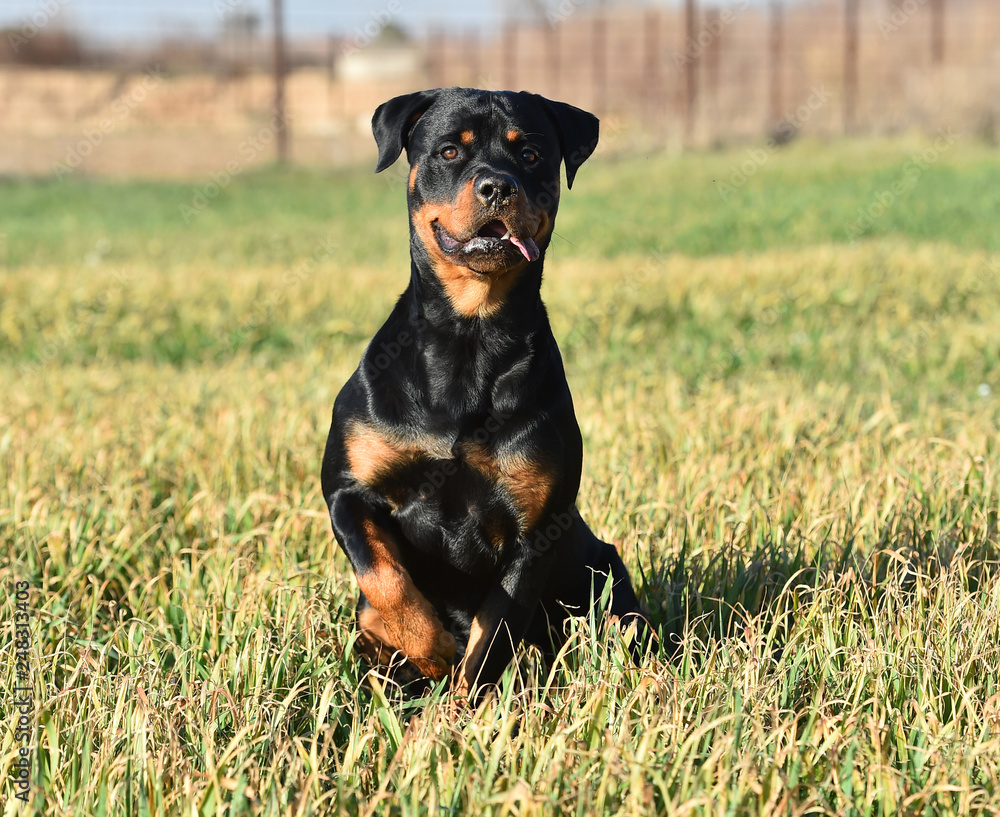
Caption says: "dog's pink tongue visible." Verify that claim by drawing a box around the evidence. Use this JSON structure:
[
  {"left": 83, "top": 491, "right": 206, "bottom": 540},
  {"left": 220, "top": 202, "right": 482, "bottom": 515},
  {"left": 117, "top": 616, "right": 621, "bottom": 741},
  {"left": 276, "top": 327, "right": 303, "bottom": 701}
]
[{"left": 509, "top": 235, "right": 539, "bottom": 262}]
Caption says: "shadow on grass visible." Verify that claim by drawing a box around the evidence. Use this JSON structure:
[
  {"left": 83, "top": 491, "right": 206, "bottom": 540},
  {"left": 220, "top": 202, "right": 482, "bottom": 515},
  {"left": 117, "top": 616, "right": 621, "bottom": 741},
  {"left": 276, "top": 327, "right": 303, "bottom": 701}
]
[{"left": 640, "top": 510, "right": 1000, "bottom": 662}]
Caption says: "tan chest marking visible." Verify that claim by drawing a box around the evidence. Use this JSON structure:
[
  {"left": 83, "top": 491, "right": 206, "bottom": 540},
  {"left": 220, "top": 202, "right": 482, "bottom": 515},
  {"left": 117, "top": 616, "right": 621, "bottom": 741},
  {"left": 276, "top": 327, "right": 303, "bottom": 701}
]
[
  {"left": 346, "top": 423, "right": 557, "bottom": 533},
  {"left": 461, "top": 443, "right": 557, "bottom": 532},
  {"left": 344, "top": 421, "right": 451, "bottom": 486}
]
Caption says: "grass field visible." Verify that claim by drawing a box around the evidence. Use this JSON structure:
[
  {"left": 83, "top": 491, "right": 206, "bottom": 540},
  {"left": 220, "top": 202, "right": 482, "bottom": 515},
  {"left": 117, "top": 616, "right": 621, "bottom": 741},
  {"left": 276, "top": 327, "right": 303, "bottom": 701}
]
[{"left": 2, "top": 137, "right": 1000, "bottom": 816}]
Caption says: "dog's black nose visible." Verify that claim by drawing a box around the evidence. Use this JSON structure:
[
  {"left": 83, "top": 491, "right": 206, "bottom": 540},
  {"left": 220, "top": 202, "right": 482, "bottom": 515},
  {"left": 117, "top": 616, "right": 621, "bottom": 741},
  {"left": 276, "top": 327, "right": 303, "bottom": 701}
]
[{"left": 475, "top": 174, "right": 518, "bottom": 208}]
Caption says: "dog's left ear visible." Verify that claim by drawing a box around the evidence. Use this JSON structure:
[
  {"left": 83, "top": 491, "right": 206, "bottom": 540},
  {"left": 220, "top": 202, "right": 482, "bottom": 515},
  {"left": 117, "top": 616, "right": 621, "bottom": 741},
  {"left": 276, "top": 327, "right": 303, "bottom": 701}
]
[
  {"left": 538, "top": 98, "right": 600, "bottom": 189},
  {"left": 372, "top": 89, "right": 440, "bottom": 173}
]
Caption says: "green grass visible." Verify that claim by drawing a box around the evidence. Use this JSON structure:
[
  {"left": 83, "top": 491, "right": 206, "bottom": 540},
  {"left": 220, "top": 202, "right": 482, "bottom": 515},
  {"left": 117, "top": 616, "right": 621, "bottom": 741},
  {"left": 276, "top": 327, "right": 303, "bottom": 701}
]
[
  {"left": 2, "top": 138, "right": 1000, "bottom": 815},
  {"left": 3, "top": 136, "right": 999, "bottom": 271}
]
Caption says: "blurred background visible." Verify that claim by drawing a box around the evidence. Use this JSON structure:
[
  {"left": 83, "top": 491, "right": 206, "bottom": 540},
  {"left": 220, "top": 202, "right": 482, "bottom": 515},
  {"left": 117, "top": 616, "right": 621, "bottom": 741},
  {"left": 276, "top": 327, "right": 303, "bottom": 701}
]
[{"left": 2, "top": 0, "right": 997, "bottom": 178}]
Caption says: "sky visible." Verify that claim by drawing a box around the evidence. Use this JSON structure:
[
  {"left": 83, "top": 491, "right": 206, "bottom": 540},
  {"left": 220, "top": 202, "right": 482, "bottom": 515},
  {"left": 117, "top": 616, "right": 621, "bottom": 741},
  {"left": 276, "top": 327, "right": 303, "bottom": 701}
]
[
  {"left": 0, "top": 0, "right": 776, "bottom": 43},
  {"left": 4, "top": 0, "right": 512, "bottom": 42}
]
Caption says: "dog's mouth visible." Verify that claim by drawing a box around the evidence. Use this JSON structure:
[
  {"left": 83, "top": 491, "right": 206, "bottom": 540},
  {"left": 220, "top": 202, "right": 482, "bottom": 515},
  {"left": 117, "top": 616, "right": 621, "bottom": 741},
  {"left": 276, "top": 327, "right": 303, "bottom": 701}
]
[{"left": 434, "top": 219, "right": 540, "bottom": 266}]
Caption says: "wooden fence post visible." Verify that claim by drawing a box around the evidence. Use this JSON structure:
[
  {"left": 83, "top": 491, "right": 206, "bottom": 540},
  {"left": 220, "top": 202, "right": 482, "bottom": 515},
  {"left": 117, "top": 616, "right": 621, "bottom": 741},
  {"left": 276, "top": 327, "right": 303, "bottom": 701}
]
[
  {"left": 643, "top": 9, "right": 661, "bottom": 125},
  {"left": 592, "top": 12, "right": 606, "bottom": 115},
  {"left": 271, "top": 0, "right": 288, "bottom": 163},
  {"left": 768, "top": 1, "right": 784, "bottom": 128},
  {"left": 467, "top": 30, "right": 482, "bottom": 87},
  {"left": 684, "top": 0, "right": 698, "bottom": 144},
  {"left": 427, "top": 27, "right": 444, "bottom": 87},
  {"left": 844, "top": 0, "right": 859, "bottom": 133},
  {"left": 930, "top": 0, "right": 945, "bottom": 64},
  {"left": 704, "top": 7, "right": 721, "bottom": 141},
  {"left": 547, "top": 21, "right": 561, "bottom": 98},
  {"left": 502, "top": 24, "right": 517, "bottom": 90}
]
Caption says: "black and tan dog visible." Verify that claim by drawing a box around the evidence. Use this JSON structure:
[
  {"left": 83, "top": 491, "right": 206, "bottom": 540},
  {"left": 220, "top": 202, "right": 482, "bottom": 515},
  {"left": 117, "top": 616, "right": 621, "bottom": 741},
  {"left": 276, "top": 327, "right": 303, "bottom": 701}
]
[{"left": 321, "top": 87, "right": 648, "bottom": 697}]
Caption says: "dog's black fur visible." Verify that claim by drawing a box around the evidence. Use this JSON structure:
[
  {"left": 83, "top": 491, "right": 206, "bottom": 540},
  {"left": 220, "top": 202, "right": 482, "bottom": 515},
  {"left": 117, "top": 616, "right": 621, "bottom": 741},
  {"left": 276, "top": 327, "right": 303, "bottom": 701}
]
[{"left": 321, "top": 88, "right": 648, "bottom": 697}]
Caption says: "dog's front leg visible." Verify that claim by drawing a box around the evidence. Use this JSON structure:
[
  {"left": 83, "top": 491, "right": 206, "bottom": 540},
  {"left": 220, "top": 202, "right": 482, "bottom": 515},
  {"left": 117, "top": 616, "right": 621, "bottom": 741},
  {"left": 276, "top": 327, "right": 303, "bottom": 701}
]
[
  {"left": 329, "top": 489, "right": 457, "bottom": 680},
  {"left": 454, "top": 547, "right": 557, "bottom": 697}
]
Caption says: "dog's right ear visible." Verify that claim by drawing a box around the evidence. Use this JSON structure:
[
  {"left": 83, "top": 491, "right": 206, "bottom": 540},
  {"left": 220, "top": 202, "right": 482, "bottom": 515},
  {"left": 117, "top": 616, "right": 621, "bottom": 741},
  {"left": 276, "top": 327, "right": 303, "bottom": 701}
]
[{"left": 372, "top": 89, "right": 440, "bottom": 173}]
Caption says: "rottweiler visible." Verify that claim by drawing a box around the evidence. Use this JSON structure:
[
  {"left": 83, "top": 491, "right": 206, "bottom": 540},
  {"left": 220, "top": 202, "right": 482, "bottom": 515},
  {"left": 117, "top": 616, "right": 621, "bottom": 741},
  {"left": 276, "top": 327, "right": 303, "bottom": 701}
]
[{"left": 321, "top": 87, "right": 649, "bottom": 698}]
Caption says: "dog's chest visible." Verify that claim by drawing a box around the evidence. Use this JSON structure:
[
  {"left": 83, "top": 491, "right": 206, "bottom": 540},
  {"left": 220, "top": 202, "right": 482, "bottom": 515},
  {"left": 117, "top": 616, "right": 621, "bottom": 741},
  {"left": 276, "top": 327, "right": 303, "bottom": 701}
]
[{"left": 344, "top": 421, "right": 556, "bottom": 570}]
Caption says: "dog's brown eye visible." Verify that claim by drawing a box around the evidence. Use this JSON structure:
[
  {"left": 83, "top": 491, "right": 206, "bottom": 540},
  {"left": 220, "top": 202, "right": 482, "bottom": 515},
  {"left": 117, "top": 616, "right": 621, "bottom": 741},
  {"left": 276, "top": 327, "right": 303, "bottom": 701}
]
[
  {"left": 521, "top": 149, "right": 539, "bottom": 164},
  {"left": 440, "top": 145, "right": 458, "bottom": 160}
]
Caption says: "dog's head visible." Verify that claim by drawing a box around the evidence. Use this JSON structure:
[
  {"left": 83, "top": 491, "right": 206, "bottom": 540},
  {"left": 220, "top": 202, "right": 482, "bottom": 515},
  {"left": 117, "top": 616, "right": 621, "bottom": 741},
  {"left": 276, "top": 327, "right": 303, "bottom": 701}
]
[{"left": 372, "top": 88, "right": 599, "bottom": 280}]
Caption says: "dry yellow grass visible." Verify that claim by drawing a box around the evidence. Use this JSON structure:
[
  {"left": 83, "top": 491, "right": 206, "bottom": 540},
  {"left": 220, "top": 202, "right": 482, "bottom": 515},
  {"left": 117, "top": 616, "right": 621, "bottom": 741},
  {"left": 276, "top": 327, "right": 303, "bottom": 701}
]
[
  {"left": 3, "top": 236, "right": 999, "bottom": 814},
  {"left": 2, "top": 141, "right": 1000, "bottom": 813}
]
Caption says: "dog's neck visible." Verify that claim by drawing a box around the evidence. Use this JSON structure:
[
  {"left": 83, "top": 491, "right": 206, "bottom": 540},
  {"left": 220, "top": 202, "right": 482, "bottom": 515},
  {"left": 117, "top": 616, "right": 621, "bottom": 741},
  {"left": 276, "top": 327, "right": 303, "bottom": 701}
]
[
  {"left": 410, "top": 256, "right": 546, "bottom": 328},
  {"left": 399, "top": 258, "right": 556, "bottom": 417}
]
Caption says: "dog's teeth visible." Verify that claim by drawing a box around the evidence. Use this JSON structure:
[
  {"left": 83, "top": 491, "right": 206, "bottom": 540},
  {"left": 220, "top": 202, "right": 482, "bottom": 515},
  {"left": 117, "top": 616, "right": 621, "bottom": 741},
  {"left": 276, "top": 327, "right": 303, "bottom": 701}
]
[{"left": 502, "top": 230, "right": 511, "bottom": 240}]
